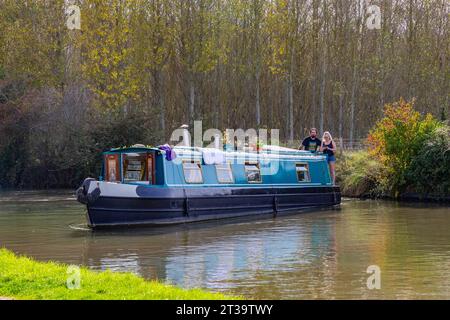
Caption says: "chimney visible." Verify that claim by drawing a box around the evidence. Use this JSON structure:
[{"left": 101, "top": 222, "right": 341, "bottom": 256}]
[{"left": 180, "top": 124, "right": 190, "bottom": 147}]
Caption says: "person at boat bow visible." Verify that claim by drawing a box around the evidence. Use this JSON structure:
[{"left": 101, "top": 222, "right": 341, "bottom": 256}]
[
  {"left": 300, "top": 128, "right": 322, "bottom": 152},
  {"left": 320, "top": 131, "right": 337, "bottom": 185}
]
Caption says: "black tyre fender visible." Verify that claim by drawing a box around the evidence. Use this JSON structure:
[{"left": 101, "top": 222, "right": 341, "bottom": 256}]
[{"left": 76, "top": 178, "right": 96, "bottom": 205}]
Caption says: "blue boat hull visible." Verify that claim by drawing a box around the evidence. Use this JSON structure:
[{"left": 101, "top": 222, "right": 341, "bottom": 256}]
[{"left": 85, "top": 186, "right": 341, "bottom": 228}]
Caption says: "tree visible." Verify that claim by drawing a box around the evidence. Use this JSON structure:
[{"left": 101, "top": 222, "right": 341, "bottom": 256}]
[
  {"left": 174, "top": 0, "right": 227, "bottom": 127},
  {"left": 129, "top": 0, "right": 175, "bottom": 139},
  {"left": 267, "top": 0, "right": 303, "bottom": 142},
  {"left": 79, "top": 0, "right": 139, "bottom": 113}
]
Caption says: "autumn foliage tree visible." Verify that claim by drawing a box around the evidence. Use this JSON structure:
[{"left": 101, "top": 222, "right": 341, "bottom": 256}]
[
  {"left": 367, "top": 98, "right": 442, "bottom": 196},
  {"left": 79, "top": 0, "right": 141, "bottom": 112}
]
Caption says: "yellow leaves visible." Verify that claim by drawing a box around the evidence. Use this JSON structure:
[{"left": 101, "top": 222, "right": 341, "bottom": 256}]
[
  {"left": 69, "top": 0, "right": 176, "bottom": 111},
  {"left": 265, "top": 0, "right": 299, "bottom": 76},
  {"left": 77, "top": 0, "right": 140, "bottom": 111},
  {"left": 87, "top": 49, "right": 100, "bottom": 66},
  {"left": 367, "top": 98, "right": 443, "bottom": 195},
  {"left": 0, "top": 1, "right": 71, "bottom": 87},
  {"left": 100, "top": 59, "right": 110, "bottom": 69}
]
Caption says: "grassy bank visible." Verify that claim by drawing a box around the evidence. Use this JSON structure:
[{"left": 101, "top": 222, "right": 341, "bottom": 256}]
[
  {"left": 336, "top": 151, "right": 383, "bottom": 198},
  {"left": 0, "top": 249, "right": 235, "bottom": 300}
]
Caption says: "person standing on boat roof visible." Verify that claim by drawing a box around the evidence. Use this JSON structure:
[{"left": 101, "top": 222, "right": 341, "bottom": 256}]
[
  {"left": 320, "top": 131, "right": 337, "bottom": 185},
  {"left": 300, "top": 128, "right": 322, "bottom": 152}
]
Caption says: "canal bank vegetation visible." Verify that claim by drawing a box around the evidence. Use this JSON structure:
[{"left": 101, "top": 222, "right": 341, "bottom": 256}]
[
  {"left": 0, "top": 249, "right": 234, "bottom": 300},
  {"left": 337, "top": 99, "right": 450, "bottom": 201}
]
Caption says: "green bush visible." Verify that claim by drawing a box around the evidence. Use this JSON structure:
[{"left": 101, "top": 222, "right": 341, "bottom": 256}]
[
  {"left": 368, "top": 99, "right": 442, "bottom": 196},
  {"left": 338, "top": 99, "right": 450, "bottom": 200},
  {"left": 0, "top": 104, "right": 159, "bottom": 189},
  {"left": 406, "top": 126, "right": 450, "bottom": 196}
]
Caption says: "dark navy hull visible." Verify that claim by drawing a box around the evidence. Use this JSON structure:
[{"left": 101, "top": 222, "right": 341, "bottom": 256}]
[{"left": 86, "top": 186, "right": 341, "bottom": 228}]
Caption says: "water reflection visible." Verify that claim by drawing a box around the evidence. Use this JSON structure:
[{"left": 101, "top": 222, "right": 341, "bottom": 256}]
[
  {"left": 164, "top": 226, "right": 321, "bottom": 290},
  {"left": 0, "top": 190, "right": 449, "bottom": 299}
]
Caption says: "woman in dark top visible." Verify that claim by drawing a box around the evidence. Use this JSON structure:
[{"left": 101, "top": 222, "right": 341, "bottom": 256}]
[{"left": 320, "top": 131, "right": 337, "bottom": 185}]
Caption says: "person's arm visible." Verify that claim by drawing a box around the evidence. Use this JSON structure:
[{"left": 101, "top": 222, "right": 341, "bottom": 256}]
[
  {"left": 319, "top": 140, "right": 326, "bottom": 152},
  {"left": 300, "top": 139, "right": 307, "bottom": 150},
  {"left": 316, "top": 139, "right": 322, "bottom": 152}
]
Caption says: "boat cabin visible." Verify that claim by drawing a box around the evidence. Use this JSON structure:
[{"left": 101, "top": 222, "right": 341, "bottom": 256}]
[{"left": 100, "top": 145, "right": 332, "bottom": 187}]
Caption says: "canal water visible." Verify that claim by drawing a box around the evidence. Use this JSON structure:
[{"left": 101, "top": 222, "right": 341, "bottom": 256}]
[{"left": 0, "top": 190, "right": 449, "bottom": 299}]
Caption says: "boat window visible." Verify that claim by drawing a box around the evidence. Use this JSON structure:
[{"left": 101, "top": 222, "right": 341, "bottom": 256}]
[
  {"left": 183, "top": 161, "right": 203, "bottom": 184},
  {"left": 245, "top": 162, "right": 262, "bottom": 183},
  {"left": 296, "top": 163, "right": 310, "bottom": 182},
  {"left": 105, "top": 154, "right": 120, "bottom": 182},
  {"left": 123, "top": 153, "right": 152, "bottom": 183},
  {"left": 215, "top": 163, "right": 234, "bottom": 184}
]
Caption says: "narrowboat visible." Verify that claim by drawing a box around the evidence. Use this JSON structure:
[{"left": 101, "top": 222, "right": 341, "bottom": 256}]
[{"left": 76, "top": 145, "right": 341, "bottom": 228}]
